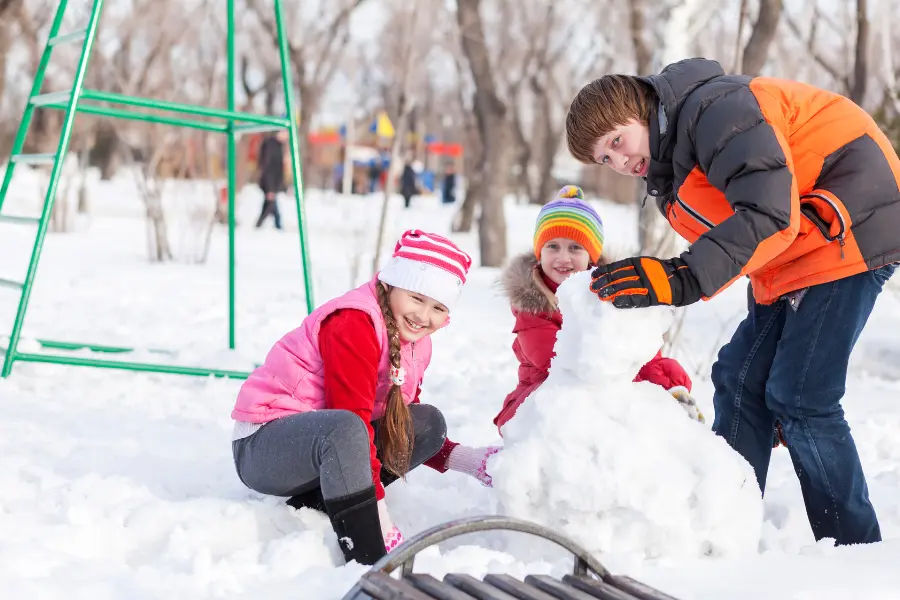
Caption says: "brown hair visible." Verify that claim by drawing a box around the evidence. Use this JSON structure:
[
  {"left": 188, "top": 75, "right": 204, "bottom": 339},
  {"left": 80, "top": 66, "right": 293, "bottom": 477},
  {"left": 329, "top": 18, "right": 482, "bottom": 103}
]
[
  {"left": 565, "top": 75, "right": 657, "bottom": 164},
  {"left": 375, "top": 282, "right": 414, "bottom": 477}
]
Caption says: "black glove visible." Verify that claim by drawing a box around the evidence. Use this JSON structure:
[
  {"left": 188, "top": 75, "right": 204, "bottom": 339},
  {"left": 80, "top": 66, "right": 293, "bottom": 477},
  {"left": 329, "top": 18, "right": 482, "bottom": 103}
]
[{"left": 589, "top": 256, "right": 703, "bottom": 309}]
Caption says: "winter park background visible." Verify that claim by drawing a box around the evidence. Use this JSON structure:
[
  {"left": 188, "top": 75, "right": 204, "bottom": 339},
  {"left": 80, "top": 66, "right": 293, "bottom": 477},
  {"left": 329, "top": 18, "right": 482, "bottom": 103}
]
[
  {"left": 2, "top": 166, "right": 900, "bottom": 599},
  {"left": 4, "top": 0, "right": 900, "bottom": 598}
]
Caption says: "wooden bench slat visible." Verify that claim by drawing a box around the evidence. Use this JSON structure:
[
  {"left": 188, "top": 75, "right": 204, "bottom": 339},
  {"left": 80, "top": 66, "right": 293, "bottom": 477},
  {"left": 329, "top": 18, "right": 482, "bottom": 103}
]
[
  {"left": 561, "top": 575, "right": 641, "bottom": 600},
  {"left": 483, "top": 574, "right": 559, "bottom": 600},
  {"left": 523, "top": 575, "right": 605, "bottom": 600},
  {"left": 444, "top": 573, "right": 521, "bottom": 600},
  {"left": 359, "top": 572, "right": 435, "bottom": 600},
  {"left": 605, "top": 576, "right": 680, "bottom": 600},
  {"left": 407, "top": 573, "right": 480, "bottom": 600}
]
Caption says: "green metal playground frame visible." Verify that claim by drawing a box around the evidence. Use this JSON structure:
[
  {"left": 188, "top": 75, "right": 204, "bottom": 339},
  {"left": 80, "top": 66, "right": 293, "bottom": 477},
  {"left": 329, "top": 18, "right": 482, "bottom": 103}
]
[{"left": 0, "top": 0, "right": 314, "bottom": 379}]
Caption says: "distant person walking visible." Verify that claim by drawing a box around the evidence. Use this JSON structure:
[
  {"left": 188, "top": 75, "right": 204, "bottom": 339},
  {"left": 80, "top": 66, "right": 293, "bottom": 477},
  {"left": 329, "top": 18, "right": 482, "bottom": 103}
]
[
  {"left": 442, "top": 163, "right": 457, "bottom": 204},
  {"left": 256, "top": 131, "right": 287, "bottom": 230},
  {"left": 400, "top": 160, "right": 418, "bottom": 209}
]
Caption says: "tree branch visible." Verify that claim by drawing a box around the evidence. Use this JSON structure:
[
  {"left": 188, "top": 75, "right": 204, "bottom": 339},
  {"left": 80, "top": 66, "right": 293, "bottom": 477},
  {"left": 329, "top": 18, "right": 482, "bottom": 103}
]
[{"left": 784, "top": 7, "right": 850, "bottom": 88}]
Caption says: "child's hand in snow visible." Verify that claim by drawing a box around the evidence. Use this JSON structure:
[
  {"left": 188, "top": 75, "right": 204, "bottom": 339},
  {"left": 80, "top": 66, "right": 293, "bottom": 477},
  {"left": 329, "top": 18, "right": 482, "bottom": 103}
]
[
  {"left": 447, "top": 445, "right": 503, "bottom": 487},
  {"left": 669, "top": 386, "right": 705, "bottom": 424}
]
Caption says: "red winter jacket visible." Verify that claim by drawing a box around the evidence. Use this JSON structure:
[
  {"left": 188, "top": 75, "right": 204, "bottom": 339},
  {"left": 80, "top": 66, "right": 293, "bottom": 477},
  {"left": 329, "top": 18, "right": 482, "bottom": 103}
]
[
  {"left": 319, "top": 309, "right": 454, "bottom": 496},
  {"left": 492, "top": 253, "right": 692, "bottom": 431}
]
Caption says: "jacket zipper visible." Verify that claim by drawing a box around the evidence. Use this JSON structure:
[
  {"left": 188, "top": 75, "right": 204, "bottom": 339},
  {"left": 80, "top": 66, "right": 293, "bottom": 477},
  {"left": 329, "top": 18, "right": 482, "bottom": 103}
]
[
  {"left": 674, "top": 193, "right": 714, "bottom": 230},
  {"left": 800, "top": 193, "right": 847, "bottom": 259}
]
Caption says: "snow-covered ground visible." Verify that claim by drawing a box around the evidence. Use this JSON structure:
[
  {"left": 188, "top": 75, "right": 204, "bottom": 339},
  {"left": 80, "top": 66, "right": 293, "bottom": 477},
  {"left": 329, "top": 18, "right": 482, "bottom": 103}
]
[{"left": 2, "top": 163, "right": 900, "bottom": 599}]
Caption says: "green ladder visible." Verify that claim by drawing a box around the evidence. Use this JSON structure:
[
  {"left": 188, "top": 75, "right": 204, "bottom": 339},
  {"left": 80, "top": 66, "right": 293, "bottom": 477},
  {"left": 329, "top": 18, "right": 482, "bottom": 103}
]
[{"left": 0, "top": 0, "right": 314, "bottom": 379}]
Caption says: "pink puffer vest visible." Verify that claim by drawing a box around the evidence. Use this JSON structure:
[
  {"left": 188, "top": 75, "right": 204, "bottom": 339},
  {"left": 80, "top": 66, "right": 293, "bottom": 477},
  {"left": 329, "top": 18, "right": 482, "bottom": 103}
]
[{"left": 231, "top": 277, "right": 431, "bottom": 423}]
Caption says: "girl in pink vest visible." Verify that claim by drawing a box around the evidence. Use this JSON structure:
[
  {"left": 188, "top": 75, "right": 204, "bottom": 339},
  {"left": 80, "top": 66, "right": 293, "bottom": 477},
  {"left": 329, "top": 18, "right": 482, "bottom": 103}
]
[{"left": 231, "top": 230, "right": 472, "bottom": 566}]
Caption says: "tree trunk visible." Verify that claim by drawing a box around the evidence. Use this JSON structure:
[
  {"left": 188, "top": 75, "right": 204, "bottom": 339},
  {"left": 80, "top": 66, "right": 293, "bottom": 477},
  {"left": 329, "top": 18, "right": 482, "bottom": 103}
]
[
  {"left": 452, "top": 166, "right": 481, "bottom": 232},
  {"left": 732, "top": 0, "right": 749, "bottom": 73},
  {"left": 0, "top": 19, "right": 13, "bottom": 105},
  {"left": 627, "top": 0, "right": 653, "bottom": 75},
  {"left": 0, "top": 0, "right": 22, "bottom": 104},
  {"left": 511, "top": 116, "right": 532, "bottom": 203},
  {"left": 629, "top": 0, "right": 680, "bottom": 257},
  {"left": 145, "top": 191, "right": 173, "bottom": 262},
  {"left": 77, "top": 147, "right": 90, "bottom": 214},
  {"left": 850, "top": 0, "right": 869, "bottom": 105},
  {"left": 132, "top": 145, "right": 174, "bottom": 263},
  {"left": 741, "top": 0, "right": 783, "bottom": 76},
  {"left": 451, "top": 54, "right": 483, "bottom": 233},
  {"left": 456, "top": 0, "right": 511, "bottom": 267},
  {"left": 372, "top": 3, "right": 419, "bottom": 274},
  {"left": 530, "top": 75, "right": 559, "bottom": 205},
  {"left": 90, "top": 121, "right": 121, "bottom": 180},
  {"left": 295, "top": 82, "right": 318, "bottom": 198}
]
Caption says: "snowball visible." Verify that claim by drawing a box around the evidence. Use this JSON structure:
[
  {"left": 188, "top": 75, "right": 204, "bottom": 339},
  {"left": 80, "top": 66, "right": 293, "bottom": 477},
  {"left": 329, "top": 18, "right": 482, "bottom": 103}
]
[{"left": 490, "top": 271, "right": 763, "bottom": 561}]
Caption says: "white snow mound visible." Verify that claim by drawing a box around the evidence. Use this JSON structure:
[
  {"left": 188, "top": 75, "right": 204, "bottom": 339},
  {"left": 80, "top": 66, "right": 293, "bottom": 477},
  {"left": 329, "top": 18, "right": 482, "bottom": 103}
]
[{"left": 490, "top": 271, "right": 763, "bottom": 561}]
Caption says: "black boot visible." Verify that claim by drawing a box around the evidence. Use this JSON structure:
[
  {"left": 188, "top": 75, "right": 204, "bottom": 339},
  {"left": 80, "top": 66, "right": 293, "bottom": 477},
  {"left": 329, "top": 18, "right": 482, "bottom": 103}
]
[
  {"left": 325, "top": 486, "right": 387, "bottom": 566},
  {"left": 286, "top": 486, "right": 326, "bottom": 513}
]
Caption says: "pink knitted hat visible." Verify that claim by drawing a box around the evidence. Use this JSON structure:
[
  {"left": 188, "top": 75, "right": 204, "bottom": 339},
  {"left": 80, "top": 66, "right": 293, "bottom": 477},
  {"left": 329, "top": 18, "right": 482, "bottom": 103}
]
[{"left": 377, "top": 229, "right": 473, "bottom": 310}]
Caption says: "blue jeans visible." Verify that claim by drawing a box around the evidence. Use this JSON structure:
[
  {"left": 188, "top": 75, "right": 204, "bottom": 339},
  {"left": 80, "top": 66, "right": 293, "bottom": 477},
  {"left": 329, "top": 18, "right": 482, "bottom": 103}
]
[{"left": 712, "top": 264, "right": 896, "bottom": 545}]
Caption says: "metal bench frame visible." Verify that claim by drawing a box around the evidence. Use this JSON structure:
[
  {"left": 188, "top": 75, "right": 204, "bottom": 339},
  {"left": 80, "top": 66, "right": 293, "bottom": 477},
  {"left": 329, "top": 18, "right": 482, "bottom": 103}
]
[{"left": 342, "top": 515, "right": 681, "bottom": 600}]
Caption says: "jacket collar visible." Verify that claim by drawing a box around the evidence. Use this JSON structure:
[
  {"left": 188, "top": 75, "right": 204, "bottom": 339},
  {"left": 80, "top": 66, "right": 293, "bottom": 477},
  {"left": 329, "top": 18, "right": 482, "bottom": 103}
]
[{"left": 636, "top": 58, "right": 726, "bottom": 203}]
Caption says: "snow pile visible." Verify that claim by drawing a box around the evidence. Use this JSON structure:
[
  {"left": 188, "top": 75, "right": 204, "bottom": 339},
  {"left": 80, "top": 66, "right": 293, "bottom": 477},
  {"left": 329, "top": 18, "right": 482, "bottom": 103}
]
[{"left": 490, "top": 271, "right": 764, "bottom": 561}]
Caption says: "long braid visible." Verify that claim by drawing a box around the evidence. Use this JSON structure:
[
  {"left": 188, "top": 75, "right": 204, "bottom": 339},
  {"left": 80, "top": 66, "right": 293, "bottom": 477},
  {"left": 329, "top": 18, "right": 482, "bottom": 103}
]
[{"left": 375, "top": 283, "right": 414, "bottom": 477}]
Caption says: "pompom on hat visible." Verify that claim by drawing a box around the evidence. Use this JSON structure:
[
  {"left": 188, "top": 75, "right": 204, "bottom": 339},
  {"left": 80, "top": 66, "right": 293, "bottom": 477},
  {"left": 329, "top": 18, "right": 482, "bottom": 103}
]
[
  {"left": 377, "top": 229, "right": 473, "bottom": 311},
  {"left": 533, "top": 185, "right": 604, "bottom": 264}
]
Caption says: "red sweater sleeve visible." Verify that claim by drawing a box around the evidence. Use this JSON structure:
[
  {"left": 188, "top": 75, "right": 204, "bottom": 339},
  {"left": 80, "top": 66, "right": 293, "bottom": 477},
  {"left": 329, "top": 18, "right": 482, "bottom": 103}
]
[
  {"left": 515, "top": 315, "right": 560, "bottom": 372},
  {"left": 318, "top": 309, "right": 385, "bottom": 499},
  {"left": 634, "top": 350, "right": 693, "bottom": 392}
]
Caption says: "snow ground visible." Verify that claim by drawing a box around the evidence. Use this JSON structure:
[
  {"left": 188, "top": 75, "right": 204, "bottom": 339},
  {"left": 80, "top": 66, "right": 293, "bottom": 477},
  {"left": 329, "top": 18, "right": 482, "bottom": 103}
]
[{"left": 2, "top": 163, "right": 900, "bottom": 599}]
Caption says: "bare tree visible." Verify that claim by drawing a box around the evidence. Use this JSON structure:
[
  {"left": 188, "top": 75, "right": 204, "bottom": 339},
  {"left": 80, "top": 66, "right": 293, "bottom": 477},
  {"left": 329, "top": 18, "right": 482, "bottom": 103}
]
[
  {"left": 784, "top": 0, "right": 870, "bottom": 104},
  {"left": 851, "top": 0, "right": 870, "bottom": 104},
  {"left": 875, "top": 0, "right": 900, "bottom": 114},
  {"left": 740, "top": 0, "right": 784, "bottom": 76},
  {"left": 10, "top": 0, "right": 61, "bottom": 156},
  {"left": 627, "top": 0, "right": 689, "bottom": 259},
  {"left": 447, "top": 25, "right": 483, "bottom": 233},
  {"left": 628, "top": 0, "right": 653, "bottom": 75},
  {"left": 455, "top": 0, "right": 514, "bottom": 267},
  {"left": 494, "top": 0, "right": 592, "bottom": 206},
  {"left": 372, "top": 1, "right": 423, "bottom": 273},
  {"left": 246, "top": 0, "right": 368, "bottom": 194},
  {"left": 0, "top": 0, "right": 24, "bottom": 106},
  {"left": 493, "top": 0, "right": 540, "bottom": 203},
  {"left": 128, "top": 132, "right": 176, "bottom": 262}
]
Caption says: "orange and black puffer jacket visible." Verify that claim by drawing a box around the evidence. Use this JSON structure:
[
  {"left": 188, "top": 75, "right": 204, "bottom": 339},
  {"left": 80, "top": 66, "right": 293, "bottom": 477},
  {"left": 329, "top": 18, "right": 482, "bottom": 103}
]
[{"left": 640, "top": 58, "right": 900, "bottom": 304}]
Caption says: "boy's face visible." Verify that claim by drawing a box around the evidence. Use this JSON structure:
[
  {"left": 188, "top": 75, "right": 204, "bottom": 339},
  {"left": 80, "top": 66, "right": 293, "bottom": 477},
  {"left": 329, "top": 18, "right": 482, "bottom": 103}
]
[
  {"left": 385, "top": 285, "right": 449, "bottom": 342},
  {"left": 540, "top": 237, "right": 591, "bottom": 286},
  {"left": 590, "top": 119, "right": 650, "bottom": 177}
]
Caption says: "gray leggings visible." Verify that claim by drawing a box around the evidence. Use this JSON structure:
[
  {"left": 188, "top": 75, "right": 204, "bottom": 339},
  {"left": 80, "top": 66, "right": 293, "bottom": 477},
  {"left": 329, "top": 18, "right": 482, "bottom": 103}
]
[{"left": 232, "top": 403, "right": 447, "bottom": 501}]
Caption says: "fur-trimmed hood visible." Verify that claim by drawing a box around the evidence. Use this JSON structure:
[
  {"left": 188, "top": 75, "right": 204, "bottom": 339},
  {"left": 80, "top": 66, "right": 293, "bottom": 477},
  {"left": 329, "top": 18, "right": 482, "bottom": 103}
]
[
  {"left": 498, "top": 249, "right": 615, "bottom": 315},
  {"left": 498, "top": 252, "right": 559, "bottom": 315}
]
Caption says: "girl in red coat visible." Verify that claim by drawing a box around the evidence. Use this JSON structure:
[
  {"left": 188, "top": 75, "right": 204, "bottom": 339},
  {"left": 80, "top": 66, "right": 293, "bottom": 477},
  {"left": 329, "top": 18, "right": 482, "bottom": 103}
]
[{"left": 430, "top": 186, "right": 703, "bottom": 486}]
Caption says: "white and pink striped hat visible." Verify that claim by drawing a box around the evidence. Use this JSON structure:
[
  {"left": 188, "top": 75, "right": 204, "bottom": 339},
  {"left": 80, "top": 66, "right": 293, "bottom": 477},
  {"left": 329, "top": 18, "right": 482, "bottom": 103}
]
[{"left": 377, "top": 229, "right": 473, "bottom": 310}]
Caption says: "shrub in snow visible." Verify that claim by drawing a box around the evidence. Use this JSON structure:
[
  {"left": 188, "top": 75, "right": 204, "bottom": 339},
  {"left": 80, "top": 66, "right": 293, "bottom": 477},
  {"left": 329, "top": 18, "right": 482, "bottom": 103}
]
[{"left": 490, "top": 271, "right": 763, "bottom": 560}]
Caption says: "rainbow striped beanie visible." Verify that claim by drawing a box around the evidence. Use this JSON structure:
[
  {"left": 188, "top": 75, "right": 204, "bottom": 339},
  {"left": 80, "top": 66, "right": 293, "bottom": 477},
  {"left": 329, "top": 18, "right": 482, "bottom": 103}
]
[{"left": 533, "top": 185, "right": 604, "bottom": 264}]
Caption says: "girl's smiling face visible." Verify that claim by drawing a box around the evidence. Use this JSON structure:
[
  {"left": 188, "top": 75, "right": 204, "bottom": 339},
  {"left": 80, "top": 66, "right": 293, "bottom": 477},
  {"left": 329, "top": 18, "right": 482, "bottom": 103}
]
[
  {"left": 540, "top": 237, "right": 591, "bottom": 285},
  {"left": 590, "top": 119, "right": 651, "bottom": 177},
  {"left": 385, "top": 285, "right": 449, "bottom": 342}
]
